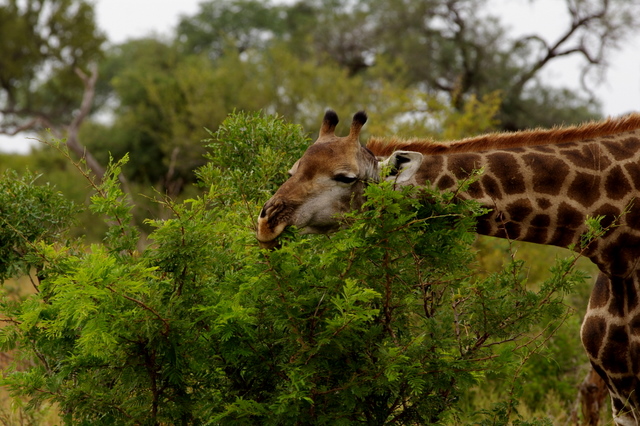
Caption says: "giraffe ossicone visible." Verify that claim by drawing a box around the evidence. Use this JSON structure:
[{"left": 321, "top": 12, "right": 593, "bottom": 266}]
[{"left": 257, "top": 109, "right": 640, "bottom": 424}]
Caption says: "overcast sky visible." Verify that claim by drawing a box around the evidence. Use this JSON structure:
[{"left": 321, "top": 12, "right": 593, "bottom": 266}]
[{"left": 1, "top": 0, "right": 639, "bottom": 154}]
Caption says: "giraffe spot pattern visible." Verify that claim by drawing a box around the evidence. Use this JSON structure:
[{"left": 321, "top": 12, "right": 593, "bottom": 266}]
[
  {"left": 589, "top": 274, "right": 610, "bottom": 309},
  {"left": 487, "top": 152, "right": 526, "bottom": 195},
  {"left": 564, "top": 145, "right": 612, "bottom": 171},
  {"left": 557, "top": 202, "right": 585, "bottom": 229},
  {"left": 548, "top": 228, "right": 576, "bottom": 248},
  {"left": 601, "top": 325, "right": 630, "bottom": 374},
  {"left": 605, "top": 234, "right": 640, "bottom": 277},
  {"left": 504, "top": 221, "right": 522, "bottom": 239},
  {"left": 568, "top": 172, "right": 602, "bottom": 207},
  {"left": 422, "top": 128, "right": 640, "bottom": 420},
  {"left": 467, "top": 181, "right": 484, "bottom": 200},
  {"left": 536, "top": 198, "right": 552, "bottom": 210},
  {"left": 623, "top": 162, "right": 640, "bottom": 191},
  {"left": 603, "top": 138, "right": 640, "bottom": 161},
  {"left": 611, "top": 376, "right": 635, "bottom": 399},
  {"left": 524, "top": 153, "right": 570, "bottom": 196},
  {"left": 625, "top": 279, "right": 639, "bottom": 312},
  {"left": 582, "top": 316, "right": 607, "bottom": 359},
  {"left": 592, "top": 204, "right": 622, "bottom": 230},
  {"left": 506, "top": 199, "right": 533, "bottom": 222},
  {"left": 632, "top": 316, "right": 640, "bottom": 340},
  {"left": 606, "top": 280, "right": 627, "bottom": 317},
  {"left": 448, "top": 154, "right": 482, "bottom": 180},
  {"left": 436, "top": 175, "right": 455, "bottom": 190},
  {"left": 605, "top": 165, "right": 633, "bottom": 201},
  {"left": 625, "top": 206, "right": 640, "bottom": 232},
  {"left": 523, "top": 227, "right": 548, "bottom": 244},
  {"left": 481, "top": 175, "right": 502, "bottom": 200}
]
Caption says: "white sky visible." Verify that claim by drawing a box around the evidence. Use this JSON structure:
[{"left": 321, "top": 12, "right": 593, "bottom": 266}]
[{"left": 2, "top": 0, "right": 639, "bottom": 154}]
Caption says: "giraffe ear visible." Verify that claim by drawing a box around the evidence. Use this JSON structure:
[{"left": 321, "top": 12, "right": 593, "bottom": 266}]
[
  {"left": 348, "top": 111, "right": 367, "bottom": 143},
  {"left": 380, "top": 151, "right": 423, "bottom": 184},
  {"left": 318, "top": 109, "right": 339, "bottom": 138}
]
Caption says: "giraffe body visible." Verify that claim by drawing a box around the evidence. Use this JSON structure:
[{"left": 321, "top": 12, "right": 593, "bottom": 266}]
[{"left": 257, "top": 111, "right": 640, "bottom": 424}]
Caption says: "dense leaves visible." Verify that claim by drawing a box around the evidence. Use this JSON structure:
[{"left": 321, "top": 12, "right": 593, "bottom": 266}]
[{"left": 0, "top": 170, "right": 76, "bottom": 281}]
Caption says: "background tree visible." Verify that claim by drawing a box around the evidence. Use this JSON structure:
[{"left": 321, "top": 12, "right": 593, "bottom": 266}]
[{"left": 0, "top": 0, "right": 106, "bottom": 177}]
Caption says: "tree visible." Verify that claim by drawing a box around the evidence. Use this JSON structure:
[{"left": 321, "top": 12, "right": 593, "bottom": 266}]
[
  {"left": 178, "top": 0, "right": 640, "bottom": 130},
  {"left": 0, "top": 0, "right": 106, "bottom": 179}
]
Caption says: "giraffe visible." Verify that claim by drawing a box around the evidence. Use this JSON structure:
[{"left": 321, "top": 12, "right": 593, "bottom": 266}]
[{"left": 257, "top": 110, "right": 640, "bottom": 425}]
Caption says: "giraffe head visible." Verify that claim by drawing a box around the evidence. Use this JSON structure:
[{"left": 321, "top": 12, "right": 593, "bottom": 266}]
[{"left": 257, "top": 110, "right": 424, "bottom": 249}]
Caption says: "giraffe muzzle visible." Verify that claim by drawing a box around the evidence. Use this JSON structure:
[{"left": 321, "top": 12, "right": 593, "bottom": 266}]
[{"left": 256, "top": 200, "right": 291, "bottom": 249}]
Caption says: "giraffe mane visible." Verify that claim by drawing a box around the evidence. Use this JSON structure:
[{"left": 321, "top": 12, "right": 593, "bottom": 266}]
[{"left": 366, "top": 113, "right": 640, "bottom": 157}]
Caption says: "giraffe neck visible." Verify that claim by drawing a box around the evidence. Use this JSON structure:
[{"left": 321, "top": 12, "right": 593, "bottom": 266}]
[{"left": 413, "top": 128, "right": 640, "bottom": 277}]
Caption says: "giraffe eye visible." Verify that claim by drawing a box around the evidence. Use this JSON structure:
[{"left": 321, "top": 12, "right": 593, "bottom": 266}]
[{"left": 333, "top": 174, "right": 358, "bottom": 184}]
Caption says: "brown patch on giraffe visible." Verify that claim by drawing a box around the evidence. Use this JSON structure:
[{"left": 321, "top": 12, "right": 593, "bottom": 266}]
[
  {"left": 504, "top": 221, "right": 522, "bottom": 239},
  {"left": 605, "top": 165, "right": 633, "bottom": 201},
  {"left": 600, "top": 324, "right": 630, "bottom": 374},
  {"left": 525, "top": 215, "right": 550, "bottom": 242},
  {"left": 602, "top": 137, "right": 640, "bottom": 162},
  {"left": 466, "top": 181, "right": 484, "bottom": 200},
  {"left": 435, "top": 175, "right": 456, "bottom": 190},
  {"left": 487, "top": 152, "right": 525, "bottom": 195},
  {"left": 569, "top": 172, "right": 602, "bottom": 208},
  {"left": 531, "top": 214, "right": 551, "bottom": 228},
  {"left": 536, "top": 198, "right": 552, "bottom": 210},
  {"left": 611, "top": 376, "right": 635, "bottom": 399},
  {"left": 417, "top": 156, "right": 444, "bottom": 184},
  {"left": 557, "top": 202, "right": 585, "bottom": 230},
  {"left": 475, "top": 215, "right": 493, "bottom": 236},
  {"left": 606, "top": 234, "right": 640, "bottom": 277},
  {"left": 632, "top": 342, "right": 640, "bottom": 375},
  {"left": 589, "top": 274, "right": 610, "bottom": 309},
  {"left": 506, "top": 199, "right": 533, "bottom": 222},
  {"left": 481, "top": 175, "right": 502, "bottom": 200},
  {"left": 592, "top": 203, "right": 622, "bottom": 230},
  {"left": 624, "top": 205, "right": 640, "bottom": 233},
  {"left": 581, "top": 316, "right": 607, "bottom": 359},
  {"left": 523, "top": 227, "right": 548, "bottom": 244},
  {"left": 548, "top": 228, "right": 576, "bottom": 247},
  {"left": 626, "top": 279, "right": 639, "bottom": 312},
  {"left": 564, "top": 145, "right": 612, "bottom": 170},
  {"left": 607, "top": 280, "right": 627, "bottom": 316},
  {"left": 631, "top": 314, "right": 640, "bottom": 336},
  {"left": 623, "top": 162, "right": 640, "bottom": 190},
  {"left": 523, "top": 153, "right": 570, "bottom": 196},
  {"left": 447, "top": 154, "right": 483, "bottom": 180}
]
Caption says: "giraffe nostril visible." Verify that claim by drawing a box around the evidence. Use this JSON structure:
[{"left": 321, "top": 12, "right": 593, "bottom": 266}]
[{"left": 260, "top": 206, "right": 268, "bottom": 218}]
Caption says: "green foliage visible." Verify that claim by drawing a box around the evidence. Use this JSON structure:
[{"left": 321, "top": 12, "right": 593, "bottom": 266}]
[
  {"left": 203, "top": 110, "right": 309, "bottom": 203},
  {"left": 0, "top": 112, "right": 587, "bottom": 424},
  {"left": 0, "top": 0, "right": 104, "bottom": 132},
  {"left": 0, "top": 170, "right": 77, "bottom": 281}
]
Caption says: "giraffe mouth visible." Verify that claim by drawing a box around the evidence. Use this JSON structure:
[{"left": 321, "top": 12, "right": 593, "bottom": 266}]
[{"left": 258, "top": 238, "right": 281, "bottom": 250}]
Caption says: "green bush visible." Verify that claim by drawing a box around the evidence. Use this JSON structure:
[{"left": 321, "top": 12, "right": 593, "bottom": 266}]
[{"left": 0, "top": 112, "right": 587, "bottom": 424}]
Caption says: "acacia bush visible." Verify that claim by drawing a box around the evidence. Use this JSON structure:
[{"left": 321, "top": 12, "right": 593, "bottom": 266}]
[{"left": 0, "top": 112, "right": 587, "bottom": 424}]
